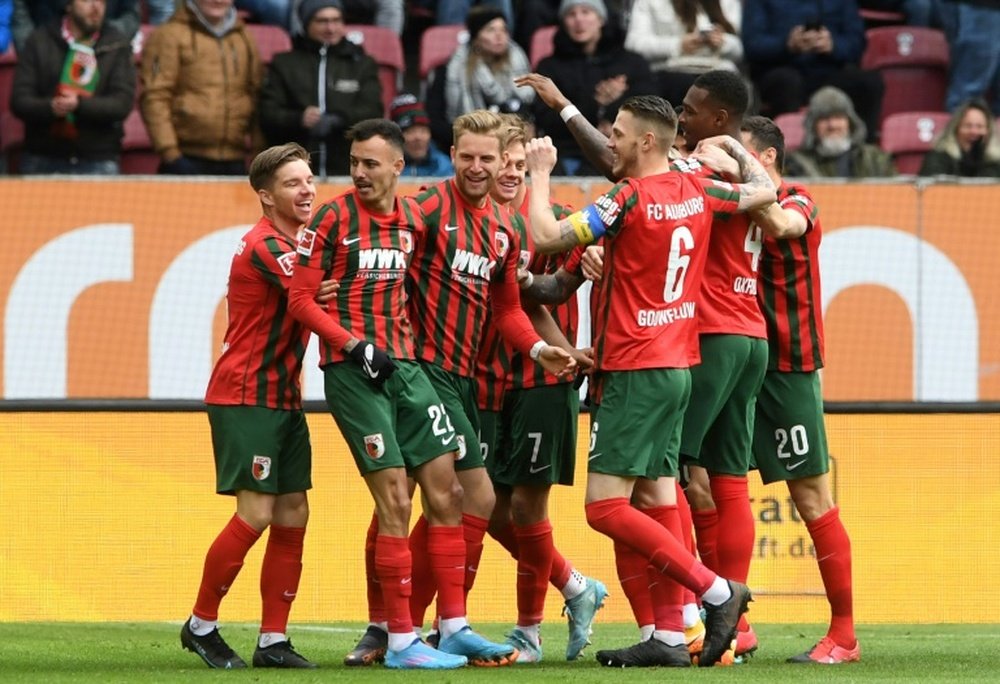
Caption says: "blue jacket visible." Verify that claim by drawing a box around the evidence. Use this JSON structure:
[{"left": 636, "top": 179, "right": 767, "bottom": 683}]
[
  {"left": 742, "top": 0, "right": 866, "bottom": 80},
  {"left": 403, "top": 143, "right": 453, "bottom": 178},
  {"left": 0, "top": 0, "right": 11, "bottom": 53}
]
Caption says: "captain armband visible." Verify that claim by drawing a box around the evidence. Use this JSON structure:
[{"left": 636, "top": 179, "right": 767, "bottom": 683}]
[{"left": 566, "top": 206, "right": 606, "bottom": 245}]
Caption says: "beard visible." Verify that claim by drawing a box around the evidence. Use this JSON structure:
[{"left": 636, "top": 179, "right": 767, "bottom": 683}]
[{"left": 816, "top": 134, "right": 852, "bottom": 158}]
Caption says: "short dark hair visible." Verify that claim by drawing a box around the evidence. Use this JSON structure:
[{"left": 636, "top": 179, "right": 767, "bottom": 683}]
[
  {"left": 692, "top": 70, "right": 749, "bottom": 120},
  {"left": 620, "top": 95, "right": 678, "bottom": 150},
  {"left": 347, "top": 118, "right": 405, "bottom": 155},
  {"left": 248, "top": 143, "right": 310, "bottom": 192},
  {"left": 741, "top": 115, "right": 785, "bottom": 173}
]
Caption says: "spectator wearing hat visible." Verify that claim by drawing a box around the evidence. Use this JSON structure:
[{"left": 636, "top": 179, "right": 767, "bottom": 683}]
[
  {"left": 444, "top": 5, "right": 534, "bottom": 123},
  {"left": 288, "top": 0, "right": 404, "bottom": 36},
  {"left": 258, "top": 0, "right": 382, "bottom": 176},
  {"left": 141, "top": 0, "right": 261, "bottom": 175},
  {"left": 11, "top": 0, "right": 135, "bottom": 174},
  {"left": 532, "top": 0, "right": 654, "bottom": 175},
  {"left": 434, "top": 0, "right": 514, "bottom": 30},
  {"left": 390, "top": 94, "right": 453, "bottom": 177},
  {"left": 785, "top": 85, "right": 895, "bottom": 178}
]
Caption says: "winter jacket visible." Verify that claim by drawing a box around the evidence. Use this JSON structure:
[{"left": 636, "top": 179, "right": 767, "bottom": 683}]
[
  {"left": 625, "top": 0, "right": 743, "bottom": 74},
  {"left": 10, "top": 22, "right": 135, "bottom": 161},
  {"left": 534, "top": 21, "right": 654, "bottom": 168},
  {"left": 258, "top": 33, "right": 382, "bottom": 176},
  {"left": 140, "top": 2, "right": 261, "bottom": 163},
  {"left": 403, "top": 142, "right": 453, "bottom": 178},
  {"left": 919, "top": 100, "right": 1000, "bottom": 177},
  {"left": 443, "top": 41, "right": 535, "bottom": 121}
]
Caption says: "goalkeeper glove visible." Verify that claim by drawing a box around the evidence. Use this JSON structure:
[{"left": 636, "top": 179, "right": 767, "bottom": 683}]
[{"left": 348, "top": 341, "right": 396, "bottom": 389}]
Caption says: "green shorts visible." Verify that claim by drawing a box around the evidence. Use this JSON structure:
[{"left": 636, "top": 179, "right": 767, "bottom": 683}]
[
  {"left": 589, "top": 369, "right": 690, "bottom": 479},
  {"left": 324, "top": 360, "right": 458, "bottom": 475},
  {"left": 680, "top": 334, "right": 768, "bottom": 475},
  {"left": 753, "top": 370, "right": 830, "bottom": 484},
  {"left": 419, "top": 362, "right": 484, "bottom": 471},
  {"left": 492, "top": 383, "right": 579, "bottom": 488},
  {"left": 206, "top": 405, "right": 312, "bottom": 496},
  {"left": 479, "top": 408, "right": 503, "bottom": 481}
]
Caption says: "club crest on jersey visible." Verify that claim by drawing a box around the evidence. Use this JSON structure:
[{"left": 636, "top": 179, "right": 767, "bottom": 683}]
[
  {"left": 364, "top": 433, "right": 386, "bottom": 459},
  {"left": 454, "top": 435, "right": 467, "bottom": 461},
  {"left": 252, "top": 455, "right": 272, "bottom": 480},
  {"left": 399, "top": 229, "right": 413, "bottom": 254},
  {"left": 276, "top": 251, "right": 296, "bottom": 276},
  {"left": 518, "top": 249, "right": 531, "bottom": 269},
  {"left": 297, "top": 228, "right": 317, "bottom": 256},
  {"left": 493, "top": 231, "right": 509, "bottom": 258}
]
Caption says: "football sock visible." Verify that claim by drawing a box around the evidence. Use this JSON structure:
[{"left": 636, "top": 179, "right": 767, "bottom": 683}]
[
  {"left": 516, "top": 622, "right": 541, "bottom": 646},
  {"left": 258, "top": 632, "right": 286, "bottom": 648},
  {"left": 675, "top": 483, "right": 700, "bottom": 613},
  {"left": 652, "top": 630, "right": 685, "bottom": 647},
  {"left": 193, "top": 514, "right": 261, "bottom": 622},
  {"left": 461, "top": 513, "right": 489, "bottom": 595},
  {"left": 642, "top": 506, "right": 684, "bottom": 634},
  {"left": 259, "top": 524, "right": 305, "bottom": 634},
  {"left": 439, "top": 616, "right": 470, "bottom": 639},
  {"left": 701, "top": 577, "right": 733, "bottom": 606},
  {"left": 806, "top": 506, "right": 856, "bottom": 647},
  {"left": 489, "top": 520, "right": 520, "bottom": 558},
  {"left": 691, "top": 507, "right": 720, "bottom": 572},
  {"left": 558, "top": 565, "right": 586, "bottom": 600},
  {"left": 407, "top": 515, "right": 435, "bottom": 629},
  {"left": 188, "top": 615, "right": 217, "bottom": 637},
  {"left": 710, "top": 475, "right": 755, "bottom": 583},
  {"left": 513, "top": 520, "right": 554, "bottom": 626},
  {"left": 376, "top": 534, "right": 415, "bottom": 637},
  {"left": 364, "top": 513, "right": 386, "bottom": 624},
  {"left": 427, "top": 524, "right": 467, "bottom": 621},
  {"left": 614, "top": 538, "right": 654, "bottom": 627},
  {"left": 683, "top": 603, "right": 701, "bottom": 629}
]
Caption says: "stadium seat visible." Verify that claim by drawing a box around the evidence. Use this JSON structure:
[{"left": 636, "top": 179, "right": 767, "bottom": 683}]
[
  {"left": 529, "top": 25, "right": 557, "bottom": 69},
  {"left": 346, "top": 25, "right": 405, "bottom": 115},
  {"left": 244, "top": 23, "right": 293, "bottom": 64},
  {"left": 774, "top": 110, "right": 806, "bottom": 152},
  {"left": 120, "top": 108, "right": 160, "bottom": 174},
  {"left": 0, "top": 45, "right": 16, "bottom": 117},
  {"left": 0, "top": 110, "right": 25, "bottom": 173},
  {"left": 861, "top": 27, "right": 949, "bottom": 123},
  {"left": 419, "top": 24, "right": 468, "bottom": 81},
  {"left": 859, "top": 7, "right": 906, "bottom": 29},
  {"left": 880, "top": 111, "right": 951, "bottom": 174}
]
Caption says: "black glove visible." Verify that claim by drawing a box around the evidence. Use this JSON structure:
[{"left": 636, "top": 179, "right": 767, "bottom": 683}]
[
  {"left": 159, "top": 155, "right": 199, "bottom": 175},
  {"left": 348, "top": 341, "right": 396, "bottom": 389},
  {"left": 310, "top": 112, "right": 345, "bottom": 139}
]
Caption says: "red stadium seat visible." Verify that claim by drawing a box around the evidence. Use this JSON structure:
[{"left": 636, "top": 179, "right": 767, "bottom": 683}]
[
  {"left": 859, "top": 8, "right": 906, "bottom": 29},
  {"left": 774, "top": 110, "right": 806, "bottom": 152},
  {"left": 880, "top": 111, "right": 951, "bottom": 174},
  {"left": 861, "top": 27, "right": 949, "bottom": 123},
  {"left": 529, "top": 25, "right": 557, "bottom": 69},
  {"left": 0, "top": 45, "right": 17, "bottom": 117},
  {"left": 419, "top": 24, "right": 468, "bottom": 81},
  {"left": 346, "top": 25, "right": 405, "bottom": 115},
  {"left": 1, "top": 110, "right": 25, "bottom": 173},
  {"left": 120, "top": 108, "right": 160, "bottom": 174},
  {"left": 244, "top": 23, "right": 293, "bottom": 64}
]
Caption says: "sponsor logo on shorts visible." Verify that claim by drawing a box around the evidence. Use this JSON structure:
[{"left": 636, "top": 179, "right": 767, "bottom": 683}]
[
  {"left": 252, "top": 455, "right": 272, "bottom": 480},
  {"left": 364, "top": 433, "right": 385, "bottom": 459}
]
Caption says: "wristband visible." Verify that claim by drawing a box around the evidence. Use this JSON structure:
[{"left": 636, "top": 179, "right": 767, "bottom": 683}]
[
  {"left": 521, "top": 271, "right": 534, "bottom": 289},
  {"left": 529, "top": 340, "right": 546, "bottom": 361},
  {"left": 559, "top": 104, "right": 581, "bottom": 123}
]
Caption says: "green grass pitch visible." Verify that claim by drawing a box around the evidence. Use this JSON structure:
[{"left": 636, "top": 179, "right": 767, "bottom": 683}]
[{"left": 0, "top": 622, "right": 994, "bottom": 682}]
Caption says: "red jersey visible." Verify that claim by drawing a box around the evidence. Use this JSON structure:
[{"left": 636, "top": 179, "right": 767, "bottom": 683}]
[
  {"left": 409, "top": 179, "right": 523, "bottom": 378},
  {"left": 588, "top": 171, "right": 741, "bottom": 370},
  {"left": 296, "top": 189, "right": 421, "bottom": 365},
  {"left": 205, "top": 217, "right": 310, "bottom": 410},
  {"left": 757, "top": 181, "right": 825, "bottom": 372},
  {"left": 671, "top": 157, "right": 767, "bottom": 339}
]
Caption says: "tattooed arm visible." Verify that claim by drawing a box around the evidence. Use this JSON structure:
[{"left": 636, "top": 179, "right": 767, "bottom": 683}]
[
  {"left": 522, "top": 267, "right": 586, "bottom": 305},
  {"left": 692, "top": 135, "right": 776, "bottom": 211},
  {"left": 525, "top": 136, "right": 595, "bottom": 253}
]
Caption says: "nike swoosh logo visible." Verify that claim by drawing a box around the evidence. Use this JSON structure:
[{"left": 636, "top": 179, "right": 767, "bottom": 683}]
[
  {"left": 443, "top": 225, "right": 460, "bottom": 232},
  {"left": 529, "top": 463, "right": 551, "bottom": 474},
  {"left": 283, "top": 590, "right": 296, "bottom": 599},
  {"left": 588, "top": 452, "right": 602, "bottom": 461},
  {"left": 266, "top": 655, "right": 285, "bottom": 664},
  {"left": 401, "top": 577, "right": 412, "bottom": 585},
  {"left": 786, "top": 459, "right": 807, "bottom": 471},
  {"left": 343, "top": 237, "right": 362, "bottom": 245},
  {"left": 362, "top": 358, "right": 379, "bottom": 379},
  {"left": 816, "top": 552, "right": 836, "bottom": 563},
  {"left": 441, "top": 433, "right": 455, "bottom": 446}
]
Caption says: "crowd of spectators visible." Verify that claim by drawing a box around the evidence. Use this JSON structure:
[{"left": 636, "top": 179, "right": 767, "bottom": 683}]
[{"left": 3, "top": 0, "right": 1000, "bottom": 179}]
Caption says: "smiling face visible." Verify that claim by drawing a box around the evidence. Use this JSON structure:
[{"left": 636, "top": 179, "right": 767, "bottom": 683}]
[
  {"left": 451, "top": 131, "right": 502, "bottom": 206},
  {"left": 678, "top": 86, "right": 723, "bottom": 149},
  {"left": 491, "top": 140, "right": 526, "bottom": 205},
  {"left": 607, "top": 110, "right": 643, "bottom": 179},
  {"left": 261, "top": 159, "right": 315, "bottom": 231},
  {"left": 350, "top": 135, "right": 403, "bottom": 211},
  {"left": 957, "top": 106, "right": 989, "bottom": 153}
]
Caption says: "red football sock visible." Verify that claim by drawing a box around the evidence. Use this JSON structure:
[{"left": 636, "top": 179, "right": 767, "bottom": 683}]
[
  {"left": 641, "top": 506, "right": 684, "bottom": 632},
  {"left": 675, "top": 482, "right": 698, "bottom": 608},
  {"left": 489, "top": 520, "right": 520, "bottom": 558},
  {"left": 614, "top": 539, "right": 654, "bottom": 627},
  {"left": 585, "top": 498, "right": 716, "bottom": 596},
  {"left": 462, "top": 513, "right": 489, "bottom": 595},
  {"left": 550, "top": 548, "right": 571, "bottom": 590},
  {"left": 710, "top": 476, "right": 754, "bottom": 583},
  {"left": 427, "top": 524, "right": 467, "bottom": 620},
  {"left": 364, "top": 513, "right": 386, "bottom": 624},
  {"left": 691, "top": 507, "right": 720, "bottom": 572},
  {"left": 376, "top": 534, "right": 414, "bottom": 635},
  {"left": 193, "top": 514, "right": 261, "bottom": 621},
  {"left": 513, "top": 520, "right": 554, "bottom": 625},
  {"left": 806, "top": 507, "right": 856, "bottom": 647},
  {"left": 260, "top": 524, "right": 305, "bottom": 634},
  {"left": 407, "top": 515, "right": 435, "bottom": 629}
]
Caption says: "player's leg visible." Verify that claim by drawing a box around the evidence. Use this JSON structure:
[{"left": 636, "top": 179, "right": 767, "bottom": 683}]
[
  {"left": 583, "top": 370, "right": 751, "bottom": 667},
  {"left": 754, "top": 370, "right": 859, "bottom": 664}
]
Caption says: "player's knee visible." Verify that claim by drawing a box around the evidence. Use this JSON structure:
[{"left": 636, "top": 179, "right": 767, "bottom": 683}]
[
  {"left": 510, "top": 486, "right": 548, "bottom": 525},
  {"left": 788, "top": 477, "right": 834, "bottom": 522}
]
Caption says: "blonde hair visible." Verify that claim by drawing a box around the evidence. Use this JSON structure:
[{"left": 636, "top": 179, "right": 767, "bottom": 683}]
[
  {"left": 498, "top": 113, "right": 527, "bottom": 151},
  {"left": 249, "top": 143, "right": 310, "bottom": 192},
  {"left": 452, "top": 109, "right": 505, "bottom": 147}
]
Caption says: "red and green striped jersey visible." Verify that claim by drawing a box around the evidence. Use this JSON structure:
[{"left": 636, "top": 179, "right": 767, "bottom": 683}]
[
  {"left": 205, "top": 217, "right": 310, "bottom": 410},
  {"left": 757, "top": 181, "right": 825, "bottom": 372},
  {"left": 588, "top": 171, "right": 741, "bottom": 370},
  {"left": 507, "top": 192, "right": 578, "bottom": 390},
  {"left": 671, "top": 157, "right": 767, "bottom": 340},
  {"left": 297, "top": 189, "right": 421, "bottom": 365},
  {"left": 408, "top": 179, "right": 521, "bottom": 378}
]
